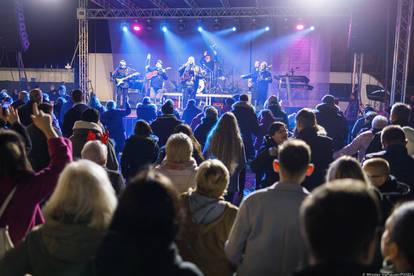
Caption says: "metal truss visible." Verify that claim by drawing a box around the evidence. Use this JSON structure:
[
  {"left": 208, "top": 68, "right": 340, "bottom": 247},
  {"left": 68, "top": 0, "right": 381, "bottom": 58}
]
[
  {"left": 350, "top": 52, "right": 364, "bottom": 120},
  {"left": 148, "top": 0, "right": 169, "bottom": 10},
  {"left": 184, "top": 0, "right": 199, "bottom": 8},
  {"left": 78, "top": 0, "right": 89, "bottom": 93},
  {"left": 85, "top": 6, "right": 350, "bottom": 19},
  {"left": 390, "top": 0, "right": 413, "bottom": 105}
]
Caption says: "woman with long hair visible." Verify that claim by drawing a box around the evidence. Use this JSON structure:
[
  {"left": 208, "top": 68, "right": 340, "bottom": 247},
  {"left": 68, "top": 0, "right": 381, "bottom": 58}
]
[
  {"left": 0, "top": 160, "right": 117, "bottom": 275},
  {"left": 204, "top": 112, "right": 246, "bottom": 202},
  {"left": 254, "top": 109, "right": 276, "bottom": 151},
  {"left": 326, "top": 156, "right": 370, "bottom": 184}
]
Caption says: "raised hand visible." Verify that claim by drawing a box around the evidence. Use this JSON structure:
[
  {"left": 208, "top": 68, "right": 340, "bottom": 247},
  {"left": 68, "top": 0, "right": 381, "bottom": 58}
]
[
  {"left": 31, "top": 103, "right": 58, "bottom": 139},
  {"left": 7, "top": 106, "right": 20, "bottom": 124}
]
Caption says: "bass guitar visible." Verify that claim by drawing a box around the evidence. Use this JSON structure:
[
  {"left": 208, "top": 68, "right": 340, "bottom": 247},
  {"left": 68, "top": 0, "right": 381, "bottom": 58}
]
[{"left": 115, "top": 72, "right": 141, "bottom": 87}]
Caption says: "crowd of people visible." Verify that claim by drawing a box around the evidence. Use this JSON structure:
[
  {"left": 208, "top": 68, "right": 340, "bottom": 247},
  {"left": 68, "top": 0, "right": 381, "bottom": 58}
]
[{"left": 0, "top": 85, "right": 414, "bottom": 275}]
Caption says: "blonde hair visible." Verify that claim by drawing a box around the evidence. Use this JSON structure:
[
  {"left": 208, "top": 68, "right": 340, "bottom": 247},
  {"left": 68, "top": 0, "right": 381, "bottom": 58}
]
[
  {"left": 326, "top": 156, "right": 370, "bottom": 185},
  {"left": 81, "top": 140, "right": 108, "bottom": 166},
  {"left": 205, "top": 112, "right": 244, "bottom": 174},
  {"left": 362, "top": 158, "right": 390, "bottom": 176},
  {"left": 166, "top": 133, "right": 193, "bottom": 163},
  {"left": 195, "top": 159, "right": 229, "bottom": 199},
  {"left": 43, "top": 160, "right": 117, "bottom": 230}
]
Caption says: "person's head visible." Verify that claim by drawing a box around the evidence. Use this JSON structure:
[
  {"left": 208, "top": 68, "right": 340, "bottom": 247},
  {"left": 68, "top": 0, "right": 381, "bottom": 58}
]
[
  {"left": 18, "top": 91, "right": 29, "bottom": 103},
  {"left": 225, "top": 97, "right": 235, "bottom": 107},
  {"left": 0, "top": 129, "right": 32, "bottom": 180},
  {"left": 273, "top": 139, "right": 314, "bottom": 184},
  {"left": 381, "top": 125, "right": 407, "bottom": 149},
  {"left": 204, "top": 106, "right": 218, "bottom": 120},
  {"left": 81, "top": 140, "right": 108, "bottom": 166},
  {"left": 174, "top": 123, "right": 193, "bottom": 137},
  {"left": 254, "top": 60, "right": 260, "bottom": 68},
  {"left": 295, "top": 108, "right": 317, "bottom": 132},
  {"left": 259, "top": 109, "right": 275, "bottom": 123},
  {"left": 134, "top": 120, "right": 152, "bottom": 137},
  {"left": 58, "top": 85, "right": 67, "bottom": 96},
  {"left": 37, "top": 102, "right": 53, "bottom": 116},
  {"left": 326, "top": 156, "right": 370, "bottom": 185},
  {"left": 266, "top": 95, "right": 280, "bottom": 107},
  {"left": 106, "top": 100, "right": 116, "bottom": 110},
  {"left": 155, "top": 60, "right": 162, "bottom": 69},
  {"left": 362, "top": 158, "right": 390, "bottom": 188},
  {"left": 29, "top": 88, "right": 43, "bottom": 103},
  {"left": 195, "top": 159, "right": 229, "bottom": 199},
  {"left": 142, "top": 97, "right": 151, "bottom": 105},
  {"left": 382, "top": 202, "right": 414, "bottom": 272},
  {"left": 269, "top": 122, "right": 288, "bottom": 145},
  {"left": 119, "top": 59, "right": 127, "bottom": 69},
  {"left": 81, "top": 108, "right": 100, "bottom": 123},
  {"left": 71, "top": 89, "right": 83, "bottom": 103},
  {"left": 371, "top": 115, "right": 388, "bottom": 131},
  {"left": 321, "top": 94, "right": 335, "bottom": 106},
  {"left": 205, "top": 112, "right": 243, "bottom": 174},
  {"left": 390, "top": 103, "right": 411, "bottom": 126},
  {"left": 364, "top": 111, "right": 377, "bottom": 124},
  {"left": 165, "top": 133, "right": 193, "bottom": 163},
  {"left": 239, "top": 93, "right": 249, "bottom": 102},
  {"left": 109, "top": 170, "right": 183, "bottom": 248},
  {"left": 186, "top": 99, "right": 196, "bottom": 108},
  {"left": 187, "top": 56, "right": 195, "bottom": 64},
  {"left": 161, "top": 100, "right": 174, "bottom": 115},
  {"left": 301, "top": 179, "right": 380, "bottom": 266},
  {"left": 43, "top": 160, "right": 117, "bottom": 230},
  {"left": 260, "top": 61, "right": 267, "bottom": 70}
]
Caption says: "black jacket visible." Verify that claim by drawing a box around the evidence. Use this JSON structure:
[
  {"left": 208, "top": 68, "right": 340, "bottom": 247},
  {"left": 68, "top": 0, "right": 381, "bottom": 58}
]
[
  {"left": 101, "top": 103, "right": 132, "bottom": 153},
  {"left": 150, "top": 114, "right": 182, "bottom": 147},
  {"left": 18, "top": 101, "right": 36, "bottom": 126},
  {"left": 182, "top": 106, "right": 202, "bottom": 125},
  {"left": 194, "top": 117, "right": 217, "bottom": 149},
  {"left": 296, "top": 127, "right": 333, "bottom": 191},
  {"left": 251, "top": 136, "right": 279, "bottom": 189},
  {"left": 121, "top": 135, "right": 159, "bottom": 180},
  {"left": 105, "top": 168, "right": 125, "bottom": 196},
  {"left": 315, "top": 103, "right": 348, "bottom": 150},
  {"left": 232, "top": 101, "right": 259, "bottom": 160},
  {"left": 366, "top": 144, "right": 414, "bottom": 186},
  {"left": 62, "top": 103, "right": 89, "bottom": 137},
  {"left": 268, "top": 104, "right": 288, "bottom": 126},
  {"left": 136, "top": 103, "right": 157, "bottom": 123}
]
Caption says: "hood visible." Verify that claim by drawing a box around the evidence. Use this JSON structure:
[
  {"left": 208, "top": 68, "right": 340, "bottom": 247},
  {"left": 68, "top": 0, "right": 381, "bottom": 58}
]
[
  {"left": 187, "top": 192, "right": 226, "bottom": 225},
  {"left": 232, "top": 101, "right": 256, "bottom": 112},
  {"left": 41, "top": 220, "right": 104, "bottom": 263},
  {"left": 316, "top": 103, "right": 339, "bottom": 114},
  {"left": 72, "top": 120, "right": 103, "bottom": 133},
  {"left": 159, "top": 158, "right": 197, "bottom": 171}
]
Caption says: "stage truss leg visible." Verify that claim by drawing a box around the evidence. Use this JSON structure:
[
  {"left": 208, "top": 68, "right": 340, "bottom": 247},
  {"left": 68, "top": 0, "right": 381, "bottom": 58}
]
[
  {"left": 390, "top": 0, "right": 413, "bottom": 105},
  {"left": 78, "top": 0, "right": 89, "bottom": 94}
]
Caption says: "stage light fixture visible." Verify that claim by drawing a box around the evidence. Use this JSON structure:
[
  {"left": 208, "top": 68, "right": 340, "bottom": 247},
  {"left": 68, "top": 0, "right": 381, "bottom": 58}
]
[
  {"left": 296, "top": 24, "right": 305, "bottom": 31},
  {"left": 232, "top": 26, "right": 237, "bottom": 32},
  {"left": 132, "top": 24, "right": 141, "bottom": 32},
  {"left": 122, "top": 26, "right": 128, "bottom": 32},
  {"left": 178, "top": 19, "right": 186, "bottom": 32},
  {"left": 265, "top": 26, "right": 270, "bottom": 31},
  {"left": 162, "top": 26, "right": 168, "bottom": 32},
  {"left": 198, "top": 26, "right": 203, "bottom": 32},
  {"left": 310, "top": 25, "right": 315, "bottom": 31}
]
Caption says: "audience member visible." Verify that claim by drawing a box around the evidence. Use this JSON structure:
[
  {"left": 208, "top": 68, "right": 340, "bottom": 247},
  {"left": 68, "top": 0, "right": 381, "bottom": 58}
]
[
  {"left": 151, "top": 100, "right": 182, "bottom": 147},
  {"left": 351, "top": 107, "right": 376, "bottom": 139},
  {"left": 0, "top": 105, "right": 32, "bottom": 153},
  {"left": 0, "top": 103, "right": 72, "bottom": 244},
  {"left": 295, "top": 180, "right": 380, "bottom": 275},
  {"left": 222, "top": 97, "right": 235, "bottom": 114},
  {"left": 231, "top": 94, "right": 259, "bottom": 160},
  {"left": 366, "top": 125, "right": 414, "bottom": 186},
  {"left": 251, "top": 122, "right": 288, "bottom": 189},
  {"left": 95, "top": 171, "right": 202, "bottom": 276},
  {"left": 334, "top": 115, "right": 388, "bottom": 161},
  {"left": 154, "top": 133, "right": 198, "bottom": 194},
  {"left": 0, "top": 160, "right": 117, "bottom": 275},
  {"left": 62, "top": 89, "right": 89, "bottom": 137},
  {"left": 11, "top": 91, "right": 29, "bottom": 109},
  {"left": 182, "top": 99, "right": 202, "bottom": 125},
  {"left": 70, "top": 108, "right": 119, "bottom": 171},
  {"left": 190, "top": 104, "right": 208, "bottom": 130},
  {"left": 264, "top": 95, "right": 288, "bottom": 126},
  {"left": 204, "top": 112, "right": 246, "bottom": 203},
  {"left": 226, "top": 140, "right": 313, "bottom": 276},
  {"left": 18, "top": 88, "right": 43, "bottom": 126},
  {"left": 295, "top": 108, "right": 333, "bottom": 190},
  {"left": 82, "top": 141, "right": 125, "bottom": 196},
  {"left": 314, "top": 94, "right": 348, "bottom": 150},
  {"left": 194, "top": 106, "right": 218, "bottom": 149},
  {"left": 177, "top": 159, "right": 238, "bottom": 276},
  {"left": 326, "top": 156, "right": 370, "bottom": 184},
  {"left": 121, "top": 120, "right": 159, "bottom": 180},
  {"left": 101, "top": 99, "right": 132, "bottom": 156},
  {"left": 381, "top": 202, "right": 414, "bottom": 273},
  {"left": 254, "top": 109, "right": 276, "bottom": 151},
  {"left": 53, "top": 85, "right": 70, "bottom": 125},
  {"left": 136, "top": 96, "right": 157, "bottom": 123}
]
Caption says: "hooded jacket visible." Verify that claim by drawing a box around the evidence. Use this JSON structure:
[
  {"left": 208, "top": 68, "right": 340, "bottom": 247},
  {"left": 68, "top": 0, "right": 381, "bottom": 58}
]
[{"left": 154, "top": 159, "right": 198, "bottom": 194}]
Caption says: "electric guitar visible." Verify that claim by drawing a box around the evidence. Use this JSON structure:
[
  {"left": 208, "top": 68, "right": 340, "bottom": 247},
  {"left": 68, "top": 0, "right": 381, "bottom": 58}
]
[
  {"left": 115, "top": 72, "right": 140, "bottom": 87},
  {"left": 145, "top": 67, "right": 171, "bottom": 80}
]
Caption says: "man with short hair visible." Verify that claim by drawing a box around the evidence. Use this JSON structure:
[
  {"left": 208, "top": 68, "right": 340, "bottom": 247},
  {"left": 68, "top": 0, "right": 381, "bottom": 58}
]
[
  {"left": 11, "top": 91, "right": 29, "bottom": 109},
  {"left": 150, "top": 100, "right": 182, "bottom": 147},
  {"left": 194, "top": 106, "right": 218, "bottom": 149},
  {"left": 225, "top": 139, "right": 314, "bottom": 276},
  {"left": 294, "top": 179, "right": 380, "bottom": 275},
  {"left": 18, "top": 88, "right": 43, "bottom": 126},
  {"left": 62, "top": 89, "right": 89, "bottom": 137},
  {"left": 136, "top": 97, "right": 157, "bottom": 123},
  {"left": 182, "top": 99, "right": 201, "bottom": 125}
]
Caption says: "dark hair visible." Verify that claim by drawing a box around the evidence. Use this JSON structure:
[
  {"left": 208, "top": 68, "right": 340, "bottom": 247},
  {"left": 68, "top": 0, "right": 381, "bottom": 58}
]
[
  {"left": 109, "top": 170, "right": 183, "bottom": 249},
  {"left": 186, "top": 99, "right": 196, "bottom": 108},
  {"left": 381, "top": 125, "right": 406, "bottom": 146},
  {"left": 389, "top": 202, "right": 414, "bottom": 269},
  {"left": 71, "top": 89, "right": 83, "bottom": 103},
  {"left": 268, "top": 121, "right": 286, "bottom": 136},
  {"left": 301, "top": 179, "right": 380, "bottom": 263},
  {"left": 174, "top": 123, "right": 204, "bottom": 162},
  {"left": 225, "top": 97, "right": 235, "bottom": 106},
  {"left": 205, "top": 106, "right": 218, "bottom": 119},
  {"left": 81, "top": 108, "right": 100, "bottom": 123},
  {"left": 321, "top": 94, "right": 335, "bottom": 105},
  {"left": 296, "top": 108, "right": 317, "bottom": 132},
  {"left": 391, "top": 103, "right": 411, "bottom": 126},
  {"left": 38, "top": 102, "right": 53, "bottom": 115},
  {"left": 239, "top": 94, "right": 249, "bottom": 102},
  {"left": 161, "top": 101, "right": 174, "bottom": 115},
  {"left": 278, "top": 139, "right": 311, "bottom": 176},
  {"left": 134, "top": 120, "right": 152, "bottom": 137},
  {"left": 0, "top": 129, "right": 33, "bottom": 180}
]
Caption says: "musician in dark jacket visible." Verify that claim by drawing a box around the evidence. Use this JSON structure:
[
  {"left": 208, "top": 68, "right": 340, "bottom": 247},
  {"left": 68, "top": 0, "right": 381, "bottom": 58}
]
[
  {"left": 146, "top": 60, "right": 168, "bottom": 96},
  {"left": 112, "top": 59, "right": 134, "bottom": 107},
  {"left": 295, "top": 108, "right": 333, "bottom": 191},
  {"left": 151, "top": 101, "right": 182, "bottom": 147},
  {"left": 251, "top": 122, "right": 288, "bottom": 189},
  {"left": 256, "top": 62, "right": 272, "bottom": 108}
]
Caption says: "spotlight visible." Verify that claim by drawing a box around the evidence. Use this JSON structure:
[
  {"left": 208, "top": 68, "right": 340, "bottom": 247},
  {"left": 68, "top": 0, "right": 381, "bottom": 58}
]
[
  {"left": 162, "top": 26, "right": 168, "bottom": 32},
  {"left": 132, "top": 24, "right": 141, "bottom": 32},
  {"left": 213, "top": 18, "right": 221, "bottom": 30},
  {"left": 122, "top": 26, "right": 128, "bottom": 32},
  {"left": 296, "top": 24, "right": 305, "bottom": 31},
  {"left": 232, "top": 26, "right": 237, "bottom": 32},
  {"left": 265, "top": 26, "right": 270, "bottom": 31},
  {"left": 310, "top": 25, "right": 315, "bottom": 31},
  {"left": 178, "top": 19, "right": 186, "bottom": 32},
  {"left": 198, "top": 26, "right": 203, "bottom": 32}
]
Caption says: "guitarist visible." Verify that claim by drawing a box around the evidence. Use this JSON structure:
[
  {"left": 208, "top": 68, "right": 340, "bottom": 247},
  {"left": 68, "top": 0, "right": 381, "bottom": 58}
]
[
  {"left": 146, "top": 59, "right": 168, "bottom": 103},
  {"left": 179, "top": 56, "right": 201, "bottom": 105},
  {"left": 112, "top": 60, "right": 135, "bottom": 107}
]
